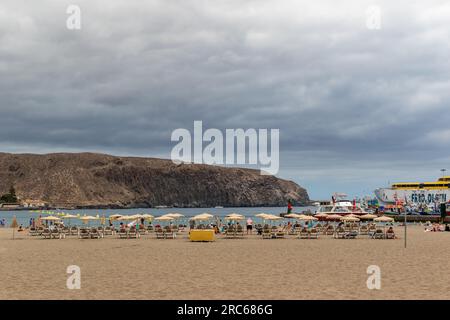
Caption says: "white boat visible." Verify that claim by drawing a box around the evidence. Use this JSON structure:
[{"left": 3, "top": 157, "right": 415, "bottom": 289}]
[{"left": 315, "top": 193, "right": 368, "bottom": 216}]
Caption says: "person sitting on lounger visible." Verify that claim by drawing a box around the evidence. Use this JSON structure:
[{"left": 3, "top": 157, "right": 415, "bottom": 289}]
[
  {"left": 386, "top": 227, "right": 395, "bottom": 237},
  {"left": 18, "top": 224, "right": 24, "bottom": 232},
  {"left": 119, "top": 222, "right": 125, "bottom": 231}
]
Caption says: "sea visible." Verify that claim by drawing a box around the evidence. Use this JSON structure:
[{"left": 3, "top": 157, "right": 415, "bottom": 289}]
[{"left": 0, "top": 206, "right": 316, "bottom": 227}]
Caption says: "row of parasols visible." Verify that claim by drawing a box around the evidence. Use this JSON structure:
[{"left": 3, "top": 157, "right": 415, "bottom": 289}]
[{"left": 34, "top": 212, "right": 395, "bottom": 224}]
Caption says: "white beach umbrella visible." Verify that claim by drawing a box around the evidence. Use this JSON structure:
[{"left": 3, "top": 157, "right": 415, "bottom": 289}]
[
  {"left": 284, "top": 213, "right": 302, "bottom": 219},
  {"left": 155, "top": 216, "right": 175, "bottom": 221},
  {"left": 190, "top": 213, "right": 214, "bottom": 221},
  {"left": 165, "top": 213, "right": 184, "bottom": 218},
  {"left": 360, "top": 214, "right": 378, "bottom": 220},
  {"left": 340, "top": 216, "right": 360, "bottom": 222},
  {"left": 374, "top": 216, "right": 394, "bottom": 223}
]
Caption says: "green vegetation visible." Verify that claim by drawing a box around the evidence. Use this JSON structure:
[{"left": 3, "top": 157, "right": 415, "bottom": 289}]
[{"left": 0, "top": 185, "right": 18, "bottom": 203}]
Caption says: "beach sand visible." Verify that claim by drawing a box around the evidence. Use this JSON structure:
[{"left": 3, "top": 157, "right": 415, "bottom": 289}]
[{"left": 1, "top": 225, "right": 450, "bottom": 300}]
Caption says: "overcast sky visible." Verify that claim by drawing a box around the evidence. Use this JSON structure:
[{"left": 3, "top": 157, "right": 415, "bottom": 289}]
[{"left": 1, "top": 0, "right": 450, "bottom": 199}]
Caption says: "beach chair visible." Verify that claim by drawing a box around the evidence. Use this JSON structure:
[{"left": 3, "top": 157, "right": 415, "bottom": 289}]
[
  {"left": 61, "top": 226, "right": 70, "bottom": 236},
  {"left": 155, "top": 228, "right": 165, "bottom": 239},
  {"left": 386, "top": 230, "right": 396, "bottom": 239},
  {"left": 69, "top": 226, "right": 78, "bottom": 236},
  {"left": 359, "top": 225, "right": 368, "bottom": 235},
  {"left": 298, "top": 228, "right": 309, "bottom": 239},
  {"left": 325, "top": 225, "right": 334, "bottom": 235},
  {"left": 309, "top": 228, "right": 319, "bottom": 239},
  {"left": 41, "top": 228, "right": 52, "bottom": 239},
  {"left": 275, "top": 230, "right": 285, "bottom": 239},
  {"left": 236, "top": 225, "right": 244, "bottom": 238},
  {"left": 165, "top": 230, "right": 176, "bottom": 239},
  {"left": 118, "top": 228, "right": 128, "bottom": 239},
  {"left": 79, "top": 228, "right": 90, "bottom": 239},
  {"left": 334, "top": 227, "right": 346, "bottom": 239},
  {"left": 128, "top": 229, "right": 140, "bottom": 239},
  {"left": 103, "top": 226, "right": 114, "bottom": 236},
  {"left": 373, "top": 229, "right": 385, "bottom": 239},
  {"left": 51, "top": 228, "right": 64, "bottom": 239},
  {"left": 147, "top": 225, "right": 154, "bottom": 232},
  {"left": 345, "top": 231, "right": 358, "bottom": 239},
  {"left": 262, "top": 228, "right": 272, "bottom": 239},
  {"left": 29, "top": 227, "right": 38, "bottom": 236},
  {"left": 90, "top": 228, "right": 101, "bottom": 239},
  {"left": 225, "top": 227, "right": 236, "bottom": 239}
]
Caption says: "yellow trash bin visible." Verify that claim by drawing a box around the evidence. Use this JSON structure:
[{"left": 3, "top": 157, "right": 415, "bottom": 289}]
[{"left": 189, "top": 229, "right": 216, "bottom": 242}]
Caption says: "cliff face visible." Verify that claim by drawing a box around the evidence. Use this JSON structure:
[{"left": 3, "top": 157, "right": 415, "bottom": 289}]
[{"left": 0, "top": 152, "right": 309, "bottom": 208}]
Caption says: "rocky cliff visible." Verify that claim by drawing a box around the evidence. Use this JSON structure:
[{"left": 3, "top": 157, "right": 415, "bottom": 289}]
[{"left": 0, "top": 152, "right": 309, "bottom": 208}]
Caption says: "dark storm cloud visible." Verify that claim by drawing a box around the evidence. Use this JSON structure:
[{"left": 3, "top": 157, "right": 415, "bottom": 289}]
[{"left": 1, "top": 0, "right": 450, "bottom": 198}]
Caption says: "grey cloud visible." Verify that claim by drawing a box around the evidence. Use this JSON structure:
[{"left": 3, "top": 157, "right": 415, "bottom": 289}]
[{"left": 1, "top": 0, "right": 450, "bottom": 198}]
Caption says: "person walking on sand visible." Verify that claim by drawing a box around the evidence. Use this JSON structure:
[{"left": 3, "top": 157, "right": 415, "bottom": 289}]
[{"left": 246, "top": 217, "right": 253, "bottom": 235}]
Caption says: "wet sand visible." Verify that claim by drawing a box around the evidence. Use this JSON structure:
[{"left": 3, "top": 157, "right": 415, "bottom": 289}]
[{"left": 1, "top": 225, "right": 450, "bottom": 300}]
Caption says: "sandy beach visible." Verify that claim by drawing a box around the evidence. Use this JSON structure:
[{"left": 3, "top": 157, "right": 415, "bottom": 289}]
[{"left": 1, "top": 225, "right": 450, "bottom": 300}]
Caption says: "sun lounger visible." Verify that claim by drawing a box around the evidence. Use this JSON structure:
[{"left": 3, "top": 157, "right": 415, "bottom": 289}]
[
  {"left": 29, "top": 227, "right": 38, "bottom": 236},
  {"left": 236, "top": 225, "right": 244, "bottom": 238},
  {"left": 51, "top": 228, "right": 64, "bottom": 239},
  {"left": 118, "top": 229, "right": 128, "bottom": 239},
  {"left": 299, "top": 228, "right": 309, "bottom": 239},
  {"left": 41, "top": 228, "right": 52, "bottom": 239},
  {"left": 89, "top": 228, "right": 101, "bottom": 239},
  {"left": 373, "top": 229, "right": 385, "bottom": 239},
  {"left": 165, "top": 231, "right": 176, "bottom": 239},
  {"left": 262, "top": 228, "right": 272, "bottom": 239},
  {"left": 155, "top": 228, "right": 165, "bottom": 239},
  {"left": 275, "top": 230, "right": 285, "bottom": 239},
  {"left": 345, "top": 231, "right": 358, "bottom": 239},
  {"left": 359, "top": 225, "right": 368, "bottom": 235},
  {"left": 309, "top": 228, "right": 319, "bottom": 239},
  {"left": 386, "top": 231, "right": 395, "bottom": 239},
  {"left": 78, "top": 228, "right": 90, "bottom": 239},
  {"left": 103, "top": 226, "right": 114, "bottom": 236},
  {"left": 70, "top": 226, "right": 79, "bottom": 236},
  {"left": 225, "top": 228, "right": 236, "bottom": 239},
  {"left": 334, "top": 228, "right": 346, "bottom": 239},
  {"left": 147, "top": 225, "right": 154, "bottom": 232},
  {"left": 325, "top": 226, "right": 334, "bottom": 235},
  {"left": 128, "top": 229, "right": 140, "bottom": 239}
]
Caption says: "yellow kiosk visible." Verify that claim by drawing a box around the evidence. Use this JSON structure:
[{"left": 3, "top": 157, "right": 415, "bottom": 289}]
[
  {"left": 189, "top": 213, "right": 216, "bottom": 242},
  {"left": 189, "top": 229, "right": 216, "bottom": 242}
]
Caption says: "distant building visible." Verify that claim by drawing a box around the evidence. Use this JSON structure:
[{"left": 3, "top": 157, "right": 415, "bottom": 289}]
[
  {"left": 22, "top": 199, "right": 47, "bottom": 208},
  {"left": 0, "top": 203, "right": 21, "bottom": 209}
]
